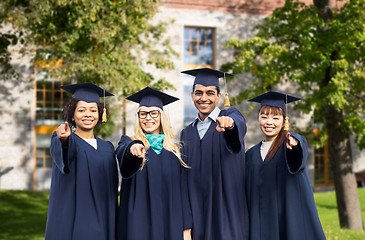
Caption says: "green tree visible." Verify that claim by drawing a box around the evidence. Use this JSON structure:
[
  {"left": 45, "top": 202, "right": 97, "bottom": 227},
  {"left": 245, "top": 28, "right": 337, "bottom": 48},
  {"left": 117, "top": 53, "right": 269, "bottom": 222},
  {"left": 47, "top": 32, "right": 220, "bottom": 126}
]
[
  {"left": 0, "top": 0, "right": 176, "bottom": 136},
  {"left": 222, "top": 0, "right": 364, "bottom": 230}
]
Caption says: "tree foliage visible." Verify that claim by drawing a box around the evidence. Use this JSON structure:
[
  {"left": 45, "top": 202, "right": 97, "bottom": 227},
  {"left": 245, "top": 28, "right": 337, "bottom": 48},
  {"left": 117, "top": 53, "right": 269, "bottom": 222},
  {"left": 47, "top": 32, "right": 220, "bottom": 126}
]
[
  {"left": 222, "top": 0, "right": 365, "bottom": 149},
  {"left": 0, "top": 0, "right": 177, "bottom": 136}
]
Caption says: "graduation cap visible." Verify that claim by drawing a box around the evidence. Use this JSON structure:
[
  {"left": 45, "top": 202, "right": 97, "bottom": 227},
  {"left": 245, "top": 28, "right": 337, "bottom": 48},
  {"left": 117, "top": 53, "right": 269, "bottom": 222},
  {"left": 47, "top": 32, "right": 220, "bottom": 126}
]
[
  {"left": 248, "top": 91, "right": 301, "bottom": 130},
  {"left": 181, "top": 68, "right": 234, "bottom": 107},
  {"left": 181, "top": 68, "right": 233, "bottom": 88},
  {"left": 60, "top": 82, "right": 114, "bottom": 103},
  {"left": 60, "top": 82, "right": 114, "bottom": 122},
  {"left": 126, "top": 86, "right": 179, "bottom": 110},
  {"left": 127, "top": 87, "right": 179, "bottom": 137}
]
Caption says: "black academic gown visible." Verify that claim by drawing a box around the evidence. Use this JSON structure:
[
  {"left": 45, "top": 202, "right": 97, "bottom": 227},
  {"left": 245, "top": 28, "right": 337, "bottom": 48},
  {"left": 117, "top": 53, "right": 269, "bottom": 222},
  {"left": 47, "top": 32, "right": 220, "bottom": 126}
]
[
  {"left": 245, "top": 133, "right": 326, "bottom": 240},
  {"left": 180, "top": 107, "right": 249, "bottom": 240},
  {"left": 116, "top": 135, "right": 192, "bottom": 240},
  {"left": 45, "top": 132, "right": 119, "bottom": 240}
]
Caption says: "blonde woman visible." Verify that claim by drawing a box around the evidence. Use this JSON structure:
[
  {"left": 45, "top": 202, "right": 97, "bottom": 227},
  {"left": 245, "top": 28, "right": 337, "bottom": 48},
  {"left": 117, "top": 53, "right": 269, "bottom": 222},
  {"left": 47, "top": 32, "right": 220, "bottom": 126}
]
[{"left": 116, "top": 87, "right": 192, "bottom": 240}]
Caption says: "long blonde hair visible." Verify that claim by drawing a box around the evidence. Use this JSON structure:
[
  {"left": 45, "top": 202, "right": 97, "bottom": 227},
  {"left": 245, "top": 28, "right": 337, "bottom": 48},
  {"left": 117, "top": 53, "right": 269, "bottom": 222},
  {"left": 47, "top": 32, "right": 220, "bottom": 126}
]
[{"left": 131, "top": 107, "right": 189, "bottom": 169}]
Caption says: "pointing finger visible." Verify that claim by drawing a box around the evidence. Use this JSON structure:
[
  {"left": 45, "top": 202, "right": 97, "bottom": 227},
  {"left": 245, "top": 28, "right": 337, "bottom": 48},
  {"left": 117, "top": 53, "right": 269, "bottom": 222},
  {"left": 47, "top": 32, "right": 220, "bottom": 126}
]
[
  {"left": 60, "top": 124, "right": 66, "bottom": 134},
  {"left": 140, "top": 146, "right": 145, "bottom": 155},
  {"left": 216, "top": 125, "right": 225, "bottom": 132},
  {"left": 64, "top": 122, "right": 70, "bottom": 132}
]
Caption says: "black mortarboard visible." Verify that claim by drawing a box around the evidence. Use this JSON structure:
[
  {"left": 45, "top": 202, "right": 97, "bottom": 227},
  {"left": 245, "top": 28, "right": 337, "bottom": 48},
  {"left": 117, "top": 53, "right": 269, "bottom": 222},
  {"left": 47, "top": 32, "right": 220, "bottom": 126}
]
[
  {"left": 249, "top": 91, "right": 301, "bottom": 131},
  {"left": 181, "top": 68, "right": 234, "bottom": 88},
  {"left": 126, "top": 87, "right": 179, "bottom": 110},
  {"left": 248, "top": 91, "right": 301, "bottom": 111},
  {"left": 60, "top": 82, "right": 114, "bottom": 103}
]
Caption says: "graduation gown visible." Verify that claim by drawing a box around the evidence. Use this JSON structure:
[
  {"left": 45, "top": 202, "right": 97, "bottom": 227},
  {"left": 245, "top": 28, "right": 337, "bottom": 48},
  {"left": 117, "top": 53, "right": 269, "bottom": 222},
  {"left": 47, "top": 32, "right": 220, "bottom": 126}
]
[
  {"left": 245, "top": 133, "right": 326, "bottom": 240},
  {"left": 45, "top": 132, "right": 118, "bottom": 240},
  {"left": 180, "top": 107, "right": 249, "bottom": 240},
  {"left": 116, "top": 135, "right": 192, "bottom": 240}
]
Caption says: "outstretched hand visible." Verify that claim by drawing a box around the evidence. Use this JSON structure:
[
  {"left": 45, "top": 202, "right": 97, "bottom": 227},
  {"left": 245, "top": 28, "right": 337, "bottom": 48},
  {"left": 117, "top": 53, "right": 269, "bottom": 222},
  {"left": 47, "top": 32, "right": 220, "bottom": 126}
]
[
  {"left": 216, "top": 116, "right": 234, "bottom": 132},
  {"left": 56, "top": 122, "right": 71, "bottom": 143},
  {"left": 286, "top": 132, "right": 298, "bottom": 150},
  {"left": 130, "top": 143, "right": 146, "bottom": 159}
]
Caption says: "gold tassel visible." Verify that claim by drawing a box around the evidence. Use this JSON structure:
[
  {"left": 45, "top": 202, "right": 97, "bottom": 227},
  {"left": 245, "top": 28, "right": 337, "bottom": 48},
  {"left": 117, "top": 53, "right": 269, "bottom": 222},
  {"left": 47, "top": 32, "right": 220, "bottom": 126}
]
[
  {"left": 223, "top": 72, "right": 230, "bottom": 108},
  {"left": 284, "top": 116, "right": 289, "bottom": 131},
  {"left": 283, "top": 94, "right": 289, "bottom": 130},
  {"left": 102, "top": 107, "right": 107, "bottom": 123},
  {"left": 224, "top": 93, "right": 230, "bottom": 107},
  {"left": 102, "top": 89, "right": 107, "bottom": 123}
]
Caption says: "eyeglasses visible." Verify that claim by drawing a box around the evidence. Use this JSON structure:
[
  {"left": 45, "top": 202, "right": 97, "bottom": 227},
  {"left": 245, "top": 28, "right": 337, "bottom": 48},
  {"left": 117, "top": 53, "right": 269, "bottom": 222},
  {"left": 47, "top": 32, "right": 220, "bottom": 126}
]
[{"left": 137, "top": 110, "right": 160, "bottom": 119}]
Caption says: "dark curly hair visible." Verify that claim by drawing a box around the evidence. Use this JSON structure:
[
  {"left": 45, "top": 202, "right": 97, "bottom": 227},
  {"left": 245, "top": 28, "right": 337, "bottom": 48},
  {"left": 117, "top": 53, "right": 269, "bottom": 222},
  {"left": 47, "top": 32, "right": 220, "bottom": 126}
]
[{"left": 62, "top": 97, "right": 108, "bottom": 129}]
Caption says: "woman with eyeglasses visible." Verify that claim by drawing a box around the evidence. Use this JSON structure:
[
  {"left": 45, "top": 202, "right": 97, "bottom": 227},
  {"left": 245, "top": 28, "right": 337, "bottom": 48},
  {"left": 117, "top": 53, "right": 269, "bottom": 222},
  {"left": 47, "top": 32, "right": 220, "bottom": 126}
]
[{"left": 115, "top": 87, "right": 192, "bottom": 240}]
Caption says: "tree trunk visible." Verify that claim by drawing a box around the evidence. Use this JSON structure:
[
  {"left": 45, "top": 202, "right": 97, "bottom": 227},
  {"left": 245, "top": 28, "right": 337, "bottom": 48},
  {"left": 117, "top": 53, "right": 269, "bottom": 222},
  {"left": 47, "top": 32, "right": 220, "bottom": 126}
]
[
  {"left": 315, "top": 0, "right": 364, "bottom": 230},
  {"left": 324, "top": 105, "right": 363, "bottom": 229}
]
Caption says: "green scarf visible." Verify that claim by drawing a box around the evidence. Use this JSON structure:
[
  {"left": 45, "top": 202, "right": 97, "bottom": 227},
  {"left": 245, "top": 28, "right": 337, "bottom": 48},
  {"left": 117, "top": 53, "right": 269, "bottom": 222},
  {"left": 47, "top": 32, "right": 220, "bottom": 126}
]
[{"left": 145, "top": 134, "right": 165, "bottom": 154}]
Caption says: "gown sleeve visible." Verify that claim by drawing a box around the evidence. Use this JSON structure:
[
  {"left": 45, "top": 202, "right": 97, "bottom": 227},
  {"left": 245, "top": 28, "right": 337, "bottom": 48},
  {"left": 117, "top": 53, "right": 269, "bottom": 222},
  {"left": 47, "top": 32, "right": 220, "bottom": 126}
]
[
  {"left": 50, "top": 131, "right": 77, "bottom": 174},
  {"left": 116, "top": 135, "right": 143, "bottom": 179},
  {"left": 285, "top": 133, "right": 307, "bottom": 174},
  {"left": 181, "top": 165, "right": 193, "bottom": 229},
  {"left": 179, "top": 129, "right": 193, "bottom": 229},
  {"left": 223, "top": 108, "right": 247, "bottom": 153}
]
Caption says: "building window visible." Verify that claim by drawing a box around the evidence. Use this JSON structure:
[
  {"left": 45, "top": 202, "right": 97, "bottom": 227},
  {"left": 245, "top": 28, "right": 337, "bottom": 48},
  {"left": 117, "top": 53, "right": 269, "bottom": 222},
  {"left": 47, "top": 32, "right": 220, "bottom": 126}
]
[
  {"left": 33, "top": 46, "right": 69, "bottom": 190},
  {"left": 314, "top": 142, "right": 334, "bottom": 186},
  {"left": 34, "top": 129, "right": 54, "bottom": 190},
  {"left": 183, "top": 27, "right": 215, "bottom": 125},
  {"left": 35, "top": 47, "right": 67, "bottom": 126},
  {"left": 184, "top": 27, "right": 214, "bottom": 67}
]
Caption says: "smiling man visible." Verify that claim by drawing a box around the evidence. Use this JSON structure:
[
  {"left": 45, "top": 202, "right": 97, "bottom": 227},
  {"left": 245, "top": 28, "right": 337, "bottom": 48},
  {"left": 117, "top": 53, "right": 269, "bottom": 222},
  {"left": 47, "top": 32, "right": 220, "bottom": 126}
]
[{"left": 180, "top": 68, "right": 249, "bottom": 240}]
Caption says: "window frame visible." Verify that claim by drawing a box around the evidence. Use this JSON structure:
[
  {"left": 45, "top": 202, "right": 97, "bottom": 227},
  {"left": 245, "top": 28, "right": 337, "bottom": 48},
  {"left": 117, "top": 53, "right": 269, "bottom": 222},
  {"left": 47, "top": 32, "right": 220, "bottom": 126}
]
[{"left": 183, "top": 26, "right": 216, "bottom": 126}]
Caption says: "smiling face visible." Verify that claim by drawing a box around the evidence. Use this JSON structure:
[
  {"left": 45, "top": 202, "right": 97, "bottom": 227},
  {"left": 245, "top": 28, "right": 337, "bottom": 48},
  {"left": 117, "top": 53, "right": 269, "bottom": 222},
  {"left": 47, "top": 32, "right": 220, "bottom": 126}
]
[
  {"left": 191, "top": 84, "right": 221, "bottom": 121},
  {"left": 72, "top": 101, "right": 99, "bottom": 133},
  {"left": 138, "top": 106, "right": 161, "bottom": 135},
  {"left": 259, "top": 106, "right": 284, "bottom": 141}
]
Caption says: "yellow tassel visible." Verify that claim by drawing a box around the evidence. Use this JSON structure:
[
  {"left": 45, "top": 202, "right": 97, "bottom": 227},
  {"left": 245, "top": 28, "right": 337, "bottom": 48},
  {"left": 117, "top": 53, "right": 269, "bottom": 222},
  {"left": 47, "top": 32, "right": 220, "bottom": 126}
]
[
  {"left": 102, "top": 107, "right": 107, "bottom": 123},
  {"left": 284, "top": 116, "right": 289, "bottom": 131},
  {"left": 224, "top": 93, "right": 230, "bottom": 107}
]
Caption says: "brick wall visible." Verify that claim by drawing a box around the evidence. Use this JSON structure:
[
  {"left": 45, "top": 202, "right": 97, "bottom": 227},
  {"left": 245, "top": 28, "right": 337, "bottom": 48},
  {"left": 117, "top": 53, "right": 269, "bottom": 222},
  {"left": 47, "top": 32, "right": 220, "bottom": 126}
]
[
  {"left": 0, "top": 45, "right": 35, "bottom": 189},
  {"left": 160, "top": 0, "right": 314, "bottom": 15}
]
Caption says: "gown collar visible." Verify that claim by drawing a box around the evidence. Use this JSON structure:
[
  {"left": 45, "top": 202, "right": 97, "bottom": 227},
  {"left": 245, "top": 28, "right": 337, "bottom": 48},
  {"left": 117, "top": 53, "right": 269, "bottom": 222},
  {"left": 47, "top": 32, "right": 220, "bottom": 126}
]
[{"left": 192, "top": 107, "right": 221, "bottom": 127}]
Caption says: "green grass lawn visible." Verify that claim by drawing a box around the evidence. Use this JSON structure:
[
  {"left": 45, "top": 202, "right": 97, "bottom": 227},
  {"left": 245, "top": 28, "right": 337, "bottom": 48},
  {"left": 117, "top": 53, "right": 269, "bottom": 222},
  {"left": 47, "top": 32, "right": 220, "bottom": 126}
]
[
  {"left": 0, "top": 190, "right": 49, "bottom": 240},
  {"left": 314, "top": 188, "right": 365, "bottom": 240},
  {"left": 0, "top": 189, "right": 364, "bottom": 240}
]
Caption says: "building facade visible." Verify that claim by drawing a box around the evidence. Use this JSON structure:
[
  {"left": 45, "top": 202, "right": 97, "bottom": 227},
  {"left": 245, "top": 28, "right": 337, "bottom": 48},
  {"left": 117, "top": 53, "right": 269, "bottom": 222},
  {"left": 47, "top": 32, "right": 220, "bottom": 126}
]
[{"left": 0, "top": 0, "right": 363, "bottom": 190}]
